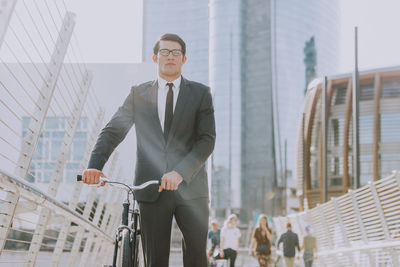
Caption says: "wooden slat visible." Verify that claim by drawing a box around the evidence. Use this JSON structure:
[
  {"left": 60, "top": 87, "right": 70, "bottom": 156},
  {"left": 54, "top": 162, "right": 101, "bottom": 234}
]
[
  {"left": 373, "top": 73, "right": 382, "bottom": 180},
  {"left": 319, "top": 80, "right": 335, "bottom": 203},
  {"left": 342, "top": 78, "right": 353, "bottom": 193},
  {"left": 305, "top": 86, "right": 322, "bottom": 207}
]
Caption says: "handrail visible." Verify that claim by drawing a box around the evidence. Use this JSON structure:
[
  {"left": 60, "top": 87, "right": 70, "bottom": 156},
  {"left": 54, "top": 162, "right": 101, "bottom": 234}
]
[
  {"left": 273, "top": 170, "right": 400, "bottom": 266},
  {"left": 0, "top": 169, "right": 113, "bottom": 243}
]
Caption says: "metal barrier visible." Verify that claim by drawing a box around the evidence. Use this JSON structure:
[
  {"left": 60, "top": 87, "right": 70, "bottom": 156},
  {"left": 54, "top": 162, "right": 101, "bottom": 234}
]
[
  {"left": 0, "top": 1, "right": 127, "bottom": 266},
  {"left": 0, "top": 169, "right": 122, "bottom": 266},
  {"left": 273, "top": 171, "right": 400, "bottom": 266}
]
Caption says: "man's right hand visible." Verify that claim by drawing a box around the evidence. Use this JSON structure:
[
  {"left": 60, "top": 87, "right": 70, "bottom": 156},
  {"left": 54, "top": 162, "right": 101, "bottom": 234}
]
[{"left": 82, "top": 168, "right": 104, "bottom": 184}]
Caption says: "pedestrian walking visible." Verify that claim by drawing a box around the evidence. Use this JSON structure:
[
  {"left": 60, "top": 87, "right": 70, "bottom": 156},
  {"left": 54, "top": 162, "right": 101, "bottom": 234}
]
[
  {"left": 208, "top": 219, "right": 221, "bottom": 258},
  {"left": 277, "top": 222, "right": 300, "bottom": 267},
  {"left": 249, "top": 214, "right": 272, "bottom": 267},
  {"left": 299, "top": 226, "right": 317, "bottom": 267},
  {"left": 219, "top": 214, "right": 241, "bottom": 267}
]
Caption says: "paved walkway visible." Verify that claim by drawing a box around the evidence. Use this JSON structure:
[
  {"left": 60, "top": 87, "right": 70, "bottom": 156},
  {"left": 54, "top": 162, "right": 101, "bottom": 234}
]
[
  {"left": 169, "top": 250, "right": 280, "bottom": 267},
  {"left": 2, "top": 250, "right": 287, "bottom": 266}
]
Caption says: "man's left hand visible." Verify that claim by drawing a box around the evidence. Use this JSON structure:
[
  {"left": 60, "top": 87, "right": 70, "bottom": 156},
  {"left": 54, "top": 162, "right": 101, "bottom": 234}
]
[{"left": 159, "top": 171, "right": 183, "bottom": 192}]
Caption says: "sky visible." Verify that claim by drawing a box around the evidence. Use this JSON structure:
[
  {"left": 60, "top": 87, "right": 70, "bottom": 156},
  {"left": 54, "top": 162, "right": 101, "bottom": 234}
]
[
  {"left": 64, "top": 0, "right": 400, "bottom": 74},
  {"left": 66, "top": 0, "right": 143, "bottom": 63},
  {"left": 339, "top": 0, "right": 400, "bottom": 72},
  {"left": 3, "top": 0, "right": 399, "bottom": 71}
]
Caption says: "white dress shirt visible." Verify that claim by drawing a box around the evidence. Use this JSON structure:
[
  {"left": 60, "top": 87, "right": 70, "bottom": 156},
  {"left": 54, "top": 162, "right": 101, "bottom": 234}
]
[{"left": 157, "top": 76, "right": 181, "bottom": 132}]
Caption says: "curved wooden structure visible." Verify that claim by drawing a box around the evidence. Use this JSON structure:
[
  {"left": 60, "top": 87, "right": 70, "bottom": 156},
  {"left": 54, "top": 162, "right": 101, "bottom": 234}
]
[{"left": 297, "top": 67, "right": 400, "bottom": 209}]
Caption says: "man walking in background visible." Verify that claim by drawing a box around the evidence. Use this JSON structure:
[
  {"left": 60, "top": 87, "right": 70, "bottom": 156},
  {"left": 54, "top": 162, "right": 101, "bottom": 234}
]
[
  {"left": 300, "top": 226, "right": 317, "bottom": 267},
  {"left": 82, "top": 33, "right": 216, "bottom": 267},
  {"left": 208, "top": 219, "right": 221, "bottom": 259},
  {"left": 277, "top": 222, "right": 300, "bottom": 267}
]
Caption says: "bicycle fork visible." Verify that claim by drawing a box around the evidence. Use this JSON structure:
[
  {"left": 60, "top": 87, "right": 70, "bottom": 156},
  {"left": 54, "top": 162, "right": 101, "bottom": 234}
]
[
  {"left": 112, "top": 199, "right": 130, "bottom": 267},
  {"left": 131, "top": 201, "right": 142, "bottom": 266}
]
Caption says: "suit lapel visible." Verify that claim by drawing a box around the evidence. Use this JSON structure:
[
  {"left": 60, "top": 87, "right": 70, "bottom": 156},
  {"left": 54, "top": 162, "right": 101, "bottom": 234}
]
[
  {"left": 148, "top": 80, "right": 165, "bottom": 144},
  {"left": 166, "top": 77, "right": 190, "bottom": 147}
]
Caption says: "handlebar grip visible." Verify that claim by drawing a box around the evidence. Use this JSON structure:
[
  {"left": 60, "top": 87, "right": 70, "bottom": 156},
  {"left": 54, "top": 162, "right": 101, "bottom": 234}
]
[{"left": 77, "top": 174, "right": 82, "bottom": 181}]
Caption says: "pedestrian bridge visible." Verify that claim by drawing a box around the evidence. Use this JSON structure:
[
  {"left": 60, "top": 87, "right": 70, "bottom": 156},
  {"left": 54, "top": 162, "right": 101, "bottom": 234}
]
[
  {"left": 1, "top": 1, "right": 400, "bottom": 266},
  {"left": 1, "top": 169, "right": 400, "bottom": 266}
]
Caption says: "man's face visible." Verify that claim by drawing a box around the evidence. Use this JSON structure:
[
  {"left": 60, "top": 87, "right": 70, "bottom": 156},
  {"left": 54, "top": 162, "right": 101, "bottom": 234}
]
[{"left": 152, "top": 40, "right": 186, "bottom": 80}]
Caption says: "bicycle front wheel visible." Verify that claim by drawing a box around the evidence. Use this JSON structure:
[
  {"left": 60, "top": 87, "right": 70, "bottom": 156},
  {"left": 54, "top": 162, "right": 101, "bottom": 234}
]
[{"left": 121, "top": 229, "right": 133, "bottom": 267}]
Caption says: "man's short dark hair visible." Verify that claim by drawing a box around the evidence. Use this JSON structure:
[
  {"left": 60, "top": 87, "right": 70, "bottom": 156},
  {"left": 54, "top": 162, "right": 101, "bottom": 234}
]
[
  {"left": 153, "top": 33, "right": 186, "bottom": 56},
  {"left": 287, "top": 222, "right": 292, "bottom": 229}
]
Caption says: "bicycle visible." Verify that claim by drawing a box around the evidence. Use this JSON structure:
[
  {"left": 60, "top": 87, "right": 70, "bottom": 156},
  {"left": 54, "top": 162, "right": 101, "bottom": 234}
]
[{"left": 77, "top": 174, "right": 160, "bottom": 267}]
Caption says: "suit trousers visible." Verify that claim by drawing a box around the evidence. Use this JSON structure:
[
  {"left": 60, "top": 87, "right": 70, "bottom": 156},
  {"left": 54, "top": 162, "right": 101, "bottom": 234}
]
[{"left": 139, "top": 190, "right": 209, "bottom": 267}]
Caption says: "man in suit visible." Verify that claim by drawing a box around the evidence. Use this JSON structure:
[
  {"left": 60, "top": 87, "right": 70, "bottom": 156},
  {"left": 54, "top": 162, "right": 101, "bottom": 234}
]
[{"left": 81, "top": 33, "right": 216, "bottom": 267}]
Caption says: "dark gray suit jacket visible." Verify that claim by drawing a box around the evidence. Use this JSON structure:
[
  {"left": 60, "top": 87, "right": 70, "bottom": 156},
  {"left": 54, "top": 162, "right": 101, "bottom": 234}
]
[{"left": 88, "top": 77, "right": 216, "bottom": 202}]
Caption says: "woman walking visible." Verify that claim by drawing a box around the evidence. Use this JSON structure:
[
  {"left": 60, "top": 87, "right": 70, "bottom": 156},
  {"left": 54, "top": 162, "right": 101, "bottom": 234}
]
[{"left": 249, "top": 214, "right": 272, "bottom": 267}]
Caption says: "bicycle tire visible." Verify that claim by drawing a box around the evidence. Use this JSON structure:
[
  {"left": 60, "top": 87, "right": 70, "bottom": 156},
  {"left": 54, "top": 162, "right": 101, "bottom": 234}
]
[{"left": 121, "top": 229, "right": 133, "bottom": 267}]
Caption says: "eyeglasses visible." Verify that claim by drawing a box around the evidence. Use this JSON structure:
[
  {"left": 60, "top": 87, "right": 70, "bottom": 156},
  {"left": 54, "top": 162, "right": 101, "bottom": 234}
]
[{"left": 158, "top": 49, "right": 183, "bottom": 57}]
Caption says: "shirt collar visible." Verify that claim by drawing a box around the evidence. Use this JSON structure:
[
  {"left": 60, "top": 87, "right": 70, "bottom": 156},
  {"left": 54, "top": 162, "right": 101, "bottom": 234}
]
[{"left": 157, "top": 76, "right": 182, "bottom": 91}]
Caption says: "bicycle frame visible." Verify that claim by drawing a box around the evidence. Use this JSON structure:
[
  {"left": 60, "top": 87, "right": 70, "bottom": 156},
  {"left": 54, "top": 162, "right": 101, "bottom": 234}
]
[
  {"left": 112, "top": 191, "right": 129, "bottom": 266},
  {"left": 76, "top": 175, "right": 158, "bottom": 267}
]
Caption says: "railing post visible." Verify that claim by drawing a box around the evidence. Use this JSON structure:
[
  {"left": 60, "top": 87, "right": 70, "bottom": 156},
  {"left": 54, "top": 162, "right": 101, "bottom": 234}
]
[
  {"left": 0, "top": 11, "right": 76, "bottom": 256},
  {"left": 15, "top": 11, "right": 76, "bottom": 180},
  {"left": 317, "top": 204, "right": 336, "bottom": 265},
  {"left": 78, "top": 153, "right": 119, "bottom": 267},
  {"left": 97, "top": 192, "right": 125, "bottom": 266},
  {"left": 396, "top": 170, "right": 400, "bottom": 189},
  {"left": 369, "top": 180, "right": 398, "bottom": 265},
  {"left": 67, "top": 186, "right": 99, "bottom": 266},
  {"left": 64, "top": 110, "right": 105, "bottom": 267},
  {"left": 88, "top": 168, "right": 123, "bottom": 266},
  {"left": 0, "top": 0, "right": 17, "bottom": 47},
  {"left": 0, "top": 190, "right": 19, "bottom": 255},
  {"left": 349, "top": 189, "right": 375, "bottom": 266},
  {"left": 50, "top": 108, "right": 104, "bottom": 267},
  {"left": 69, "top": 108, "right": 105, "bottom": 211},
  {"left": 26, "top": 71, "right": 92, "bottom": 265},
  {"left": 48, "top": 71, "right": 92, "bottom": 197},
  {"left": 369, "top": 181, "right": 390, "bottom": 239},
  {"left": 332, "top": 198, "right": 354, "bottom": 265},
  {"left": 349, "top": 190, "right": 367, "bottom": 243}
]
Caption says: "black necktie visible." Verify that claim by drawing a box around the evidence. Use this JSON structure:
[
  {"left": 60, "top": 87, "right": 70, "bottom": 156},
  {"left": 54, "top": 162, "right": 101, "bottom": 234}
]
[{"left": 164, "top": 83, "right": 174, "bottom": 140}]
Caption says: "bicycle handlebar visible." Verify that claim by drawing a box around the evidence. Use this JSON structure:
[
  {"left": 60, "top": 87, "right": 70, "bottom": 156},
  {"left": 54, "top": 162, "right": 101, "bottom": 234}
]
[{"left": 76, "top": 175, "right": 160, "bottom": 191}]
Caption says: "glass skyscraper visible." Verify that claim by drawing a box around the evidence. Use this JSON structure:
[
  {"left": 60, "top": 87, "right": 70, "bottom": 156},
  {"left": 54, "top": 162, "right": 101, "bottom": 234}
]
[
  {"left": 273, "top": 0, "right": 340, "bottom": 197},
  {"left": 142, "top": 0, "right": 340, "bottom": 219},
  {"left": 142, "top": 0, "right": 209, "bottom": 85},
  {"left": 209, "top": 0, "right": 242, "bottom": 215}
]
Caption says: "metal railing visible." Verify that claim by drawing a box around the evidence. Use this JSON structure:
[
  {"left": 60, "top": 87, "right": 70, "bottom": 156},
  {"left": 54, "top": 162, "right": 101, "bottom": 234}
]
[
  {"left": 0, "top": 169, "right": 124, "bottom": 266},
  {"left": 0, "top": 1, "right": 128, "bottom": 266},
  {"left": 273, "top": 171, "right": 400, "bottom": 266}
]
